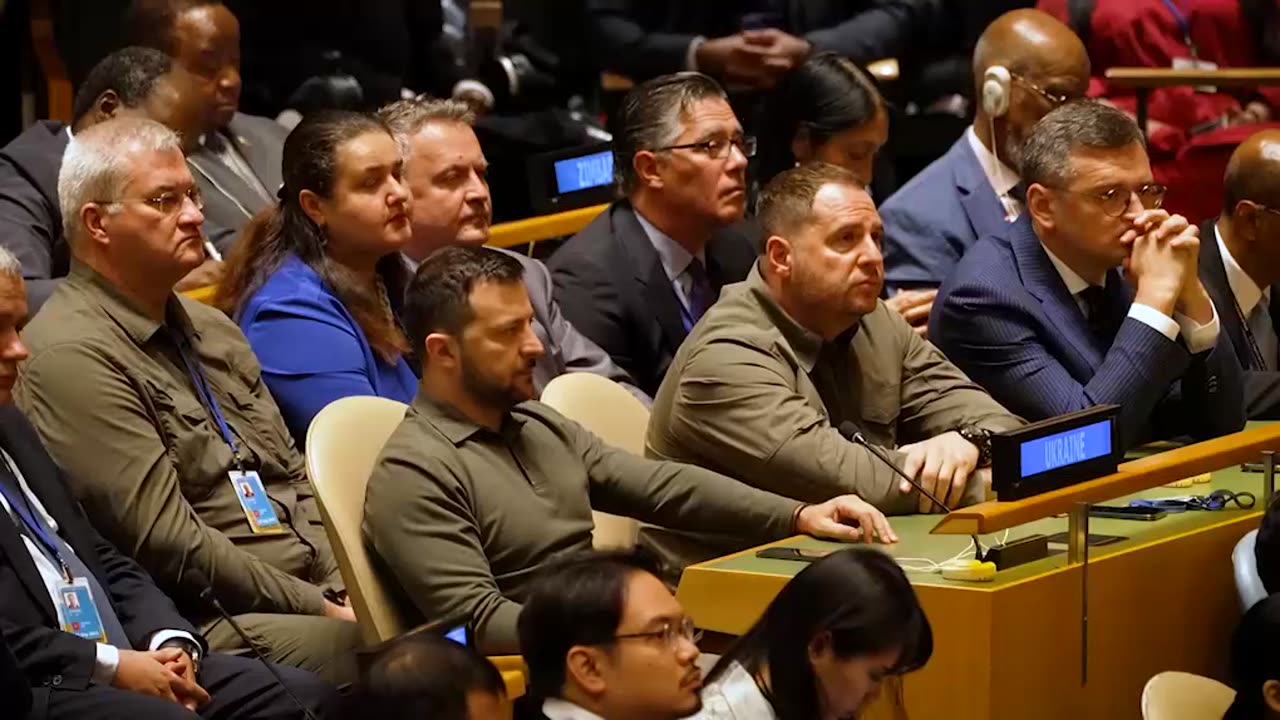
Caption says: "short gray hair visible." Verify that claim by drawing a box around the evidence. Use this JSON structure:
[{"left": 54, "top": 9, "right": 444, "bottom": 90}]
[
  {"left": 376, "top": 96, "right": 476, "bottom": 152},
  {"left": 614, "top": 72, "right": 727, "bottom": 193},
  {"left": 58, "top": 116, "right": 182, "bottom": 247},
  {"left": 0, "top": 245, "right": 22, "bottom": 280},
  {"left": 1021, "top": 100, "right": 1144, "bottom": 189}
]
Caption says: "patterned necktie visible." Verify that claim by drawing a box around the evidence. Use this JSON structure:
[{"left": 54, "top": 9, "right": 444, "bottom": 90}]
[
  {"left": 1079, "top": 285, "right": 1115, "bottom": 343},
  {"left": 685, "top": 258, "right": 714, "bottom": 327}
]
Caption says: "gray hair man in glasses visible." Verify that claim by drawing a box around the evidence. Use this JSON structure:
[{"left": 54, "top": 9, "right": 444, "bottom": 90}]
[
  {"left": 518, "top": 550, "right": 705, "bottom": 720},
  {"left": 932, "top": 100, "right": 1245, "bottom": 449},
  {"left": 549, "top": 72, "right": 759, "bottom": 398},
  {"left": 15, "top": 115, "right": 362, "bottom": 682}
]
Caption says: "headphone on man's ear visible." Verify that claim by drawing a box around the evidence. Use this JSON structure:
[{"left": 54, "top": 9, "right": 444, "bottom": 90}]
[{"left": 982, "top": 66, "right": 1012, "bottom": 117}]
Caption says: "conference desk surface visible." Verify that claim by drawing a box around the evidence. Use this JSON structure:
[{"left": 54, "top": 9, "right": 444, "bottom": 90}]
[{"left": 677, "top": 461, "right": 1267, "bottom": 720}]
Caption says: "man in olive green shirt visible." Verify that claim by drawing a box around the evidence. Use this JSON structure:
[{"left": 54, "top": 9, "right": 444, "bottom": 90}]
[
  {"left": 366, "top": 245, "right": 899, "bottom": 654},
  {"left": 15, "top": 117, "right": 360, "bottom": 682},
  {"left": 648, "top": 163, "right": 1022, "bottom": 533}
]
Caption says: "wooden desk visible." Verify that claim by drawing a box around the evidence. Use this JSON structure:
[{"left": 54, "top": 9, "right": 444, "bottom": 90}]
[
  {"left": 487, "top": 204, "right": 608, "bottom": 250},
  {"left": 1104, "top": 67, "right": 1280, "bottom": 142},
  {"left": 678, "top": 459, "right": 1268, "bottom": 720}
]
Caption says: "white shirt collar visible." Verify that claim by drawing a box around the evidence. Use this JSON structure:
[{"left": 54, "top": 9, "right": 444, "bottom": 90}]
[
  {"left": 542, "top": 698, "right": 607, "bottom": 720},
  {"left": 634, "top": 209, "right": 706, "bottom": 282},
  {"left": 1215, "top": 224, "right": 1267, "bottom": 315},
  {"left": 687, "top": 661, "right": 779, "bottom": 720},
  {"left": 965, "top": 126, "right": 1021, "bottom": 198},
  {"left": 1040, "top": 241, "right": 1092, "bottom": 296}
]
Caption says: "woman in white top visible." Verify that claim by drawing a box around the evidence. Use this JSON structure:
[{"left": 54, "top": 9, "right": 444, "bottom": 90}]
[{"left": 691, "top": 548, "right": 932, "bottom": 720}]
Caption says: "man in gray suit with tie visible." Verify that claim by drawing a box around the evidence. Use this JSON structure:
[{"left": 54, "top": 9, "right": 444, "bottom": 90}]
[
  {"left": 124, "top": 0, "right": 286, "bottom": 245},
  {"left": 377, "top": 97, "right": 649, "bottom": 403}
]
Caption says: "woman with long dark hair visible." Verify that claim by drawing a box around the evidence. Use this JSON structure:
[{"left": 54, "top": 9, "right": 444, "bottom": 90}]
[
  {"left": 694, "top": 548, "right": 932, "bottom": 720},
  {"left": 756, "top": 53, "right": 889, "bottom": 190},
  {"left": 216, "top": 110, "right": 416, "bottom": 448}
]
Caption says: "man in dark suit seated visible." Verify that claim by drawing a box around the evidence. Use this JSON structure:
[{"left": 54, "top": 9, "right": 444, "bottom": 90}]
[
  {"left": 0, "top": 46, "right": 216, "bottom": 314},
  {"left": 1199, "top": 130, "right": 1280, "bottom": 420},
  {"left": 932, "top": 101, "right": 1246, "bottom": 450},
  {"left": 123, "top": 0, "right": 287, "bottom": 241},
  {"left": 879, "top": 9, "right": 1090, "bottom": 299},
  {"left": 377, "top": 97, "right": 648, "bottom": 404},
  {"left": 0, "top": 247, "right": 337, "bottom": 719},
  {"left": 585, "top": 0, "right": 938, "bottom": 89},
  {"left": 549, "top": 72, "right": 757, "bottom": 397}
]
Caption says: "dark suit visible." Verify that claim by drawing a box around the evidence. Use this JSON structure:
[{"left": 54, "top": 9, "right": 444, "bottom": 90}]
[
  {"left": 880, "top": 134, "right": 1010, "bottom": 291},
  {"left": 1197, "top": 218, "right": 1280, "bottom": 420},
  {"left": 0, "top": 404, "right": 335, "bottom": 720},
  {"left": 549, "top": 200, "right": 757, "bottom": 398},
  {"left": 0, "top": 631, "right": 30, "bottom": 720},
  {"left": 187, "top": 113, "right": 287, "bottom": 242},
  {"left": 0, "top": 121, "right": 70, "bottom": 313},
  {"left": 931, "top": 216, "right": 1246, "bottom": 449},
  {"left": 585, "top": 0, "right": 940, "bottom": 81}
]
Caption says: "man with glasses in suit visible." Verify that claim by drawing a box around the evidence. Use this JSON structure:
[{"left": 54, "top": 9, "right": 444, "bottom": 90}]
[
  {"left": 550, "top": 72, "right": 758, "bottom": 397},
  {"left": 932, "top": 100, "right": 1245, "bottom": 450}
]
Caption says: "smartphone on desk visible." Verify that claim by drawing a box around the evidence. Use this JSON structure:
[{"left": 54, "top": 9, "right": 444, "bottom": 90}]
[
  {"left": 756, "top": 547, "right": 835, "bottom": 563},
  {"left": 1089, "top": 505, "right": 1166, "bottom": 521}
]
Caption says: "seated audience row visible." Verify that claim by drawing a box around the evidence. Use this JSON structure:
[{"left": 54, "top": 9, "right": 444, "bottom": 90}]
[{"left": 0, "top": 245, "right": 336, "bottom": 719}]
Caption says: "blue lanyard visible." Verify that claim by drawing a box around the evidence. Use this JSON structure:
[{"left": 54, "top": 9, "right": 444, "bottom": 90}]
[
  {"left": 0, "top": 459, "right": 72, "bottom": 580},
  {"left": 1158, "top": 0, "right": 1197, "bottom": 57},
  {"left": 172, "top": 331, "right": 244, "bottom": 470}
]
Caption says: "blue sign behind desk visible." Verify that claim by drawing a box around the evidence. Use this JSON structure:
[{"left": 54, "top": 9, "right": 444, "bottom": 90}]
[
  {"left": 554, "top": 151, "right": 614, "bottom": 194},
  {"left": 1020, "top": 419, "right": 1113, "bottom": 478}
]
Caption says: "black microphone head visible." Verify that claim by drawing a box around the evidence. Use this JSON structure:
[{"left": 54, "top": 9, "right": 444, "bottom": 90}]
[
  {"left": 837, "top": 421, "right": 861, "bottom": 441},
  {"left": 185, "top": 569, "right": 214, "bottom": 602}
]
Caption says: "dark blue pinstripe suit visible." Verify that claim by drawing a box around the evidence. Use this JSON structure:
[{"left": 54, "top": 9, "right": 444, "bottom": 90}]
[{"left": 930, "top": 216, "right": 1246, "bottom": 449}]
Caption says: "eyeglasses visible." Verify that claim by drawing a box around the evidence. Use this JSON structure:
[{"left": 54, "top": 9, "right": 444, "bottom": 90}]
[
  {"left": 1249, "top": 202, "right": 1280, "bottom": 219},
  {"left": 1051, "top": 183, "right": 1167, "bottom": 218},
  {"left": 1011, "top": 72, "right": 1070, "bottom": 107},
  {"left": 653, "top": 136, "right": 757, "bottom": 160},
  {"left": 97, "top": 187, "right": 205, "bottom": 216},
  {"left": 613, "top": 617, "right": 702, "bottom": 650}
]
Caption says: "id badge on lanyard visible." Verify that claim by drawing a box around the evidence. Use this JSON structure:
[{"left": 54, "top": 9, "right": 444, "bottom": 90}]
[
  {"left": 1162, "top": 0, "right": 1219, "bottom": 92},
  {"left": 56, "top": 575, "right": 108, "bottom": 642}
]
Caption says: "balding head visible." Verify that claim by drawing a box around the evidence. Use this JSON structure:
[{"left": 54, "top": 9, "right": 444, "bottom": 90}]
[
  {"left": 972, "top": 9, "right": 1091, "bottom": 172},
  {"left": 1225, "top": 130, "right": 1280, "bottom": 214}
]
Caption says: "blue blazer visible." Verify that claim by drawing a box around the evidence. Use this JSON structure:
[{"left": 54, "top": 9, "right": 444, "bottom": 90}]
[
  {"left": 237, "top": 255, "right": 418, "bottom": 448},
  {"left": 880, "top": 134, "right": 1010, "bottom": 291},
  {"left": 930, "top": 217, "right": 1245, "bottom": 449}
]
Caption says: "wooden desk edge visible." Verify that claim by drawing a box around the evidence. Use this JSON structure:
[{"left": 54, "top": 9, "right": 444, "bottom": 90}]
[
  {"left": 487, "top": 204, "right": 609, "bottom": 249},
  {"left": 933, "top": 424, "right": 1280, "bottom": 535},
  {"left": 1105, "top": 67, "right": 1280, "bottom": 88}
]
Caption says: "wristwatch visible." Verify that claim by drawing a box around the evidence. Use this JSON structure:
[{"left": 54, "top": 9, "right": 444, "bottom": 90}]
[
  {"left": 958, "top": 425, "right": 993, "bottom": 468},
  {"left": 159, "top": 637, "right": 203, "bottom": 677}
]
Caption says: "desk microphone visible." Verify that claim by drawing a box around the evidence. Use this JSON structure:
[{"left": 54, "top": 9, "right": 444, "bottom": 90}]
[
  {"left": 187, "top": 570, "right": 320, "bottom": 720},
  {"left": 837, "top": 422, "right": 984, "bottom": 560}
]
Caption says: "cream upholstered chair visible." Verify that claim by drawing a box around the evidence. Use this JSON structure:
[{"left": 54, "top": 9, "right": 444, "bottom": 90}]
[
  {"left": 304, "top": 395, "right": 409, "bottom": 646},
  {"left": 540, "top": 373, "right": 647, "bottom": 550},
  {"left": 1141, "top": 671, "right": 1235, "bottom": 720}
]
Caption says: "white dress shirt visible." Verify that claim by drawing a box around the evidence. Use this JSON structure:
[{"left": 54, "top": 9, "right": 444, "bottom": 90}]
[
  {"left": 634, "top": 210, "right": 707, "bottom": 317},
  {"left": 542, "top": 698, "right": 608, "bottom": 720},
  {"left": 0, "top": 449, "right": 196, "bottom": 684},
  {"left": 965, "top": 126, "right": 1023, "bottom": 222},
  {"left": 688, "top": 661, "right": 779, "bottom": 720},
  {"left": 1039, "top": 243, "right": 1219, "bottom": 354}
]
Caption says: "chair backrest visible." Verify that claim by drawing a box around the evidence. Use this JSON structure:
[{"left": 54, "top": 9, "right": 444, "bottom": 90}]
[
  {"left": 539, "top": 373, "right": 647, "bottom": 550},
  {"left": 1141, "top": 671, "right": 1236, "bottom": 720},
  {"left": 305, "top": 395, "right": 410, "bottom": 646},
  {"left": 1234, "top": 529, "right": 1267, "bottom": 611}
]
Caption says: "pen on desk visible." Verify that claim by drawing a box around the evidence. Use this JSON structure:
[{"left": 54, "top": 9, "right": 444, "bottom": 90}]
[{"left": 203, "top": 239, "right": 223, "bottom": 262}]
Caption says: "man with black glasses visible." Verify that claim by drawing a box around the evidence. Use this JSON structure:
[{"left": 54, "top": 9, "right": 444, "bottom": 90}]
[
  {"left": 550, "top": 72, "right": 758, "bottom": 397},
  {"left": 932, "top": 100, "right": 1245, "bottom": 449}
]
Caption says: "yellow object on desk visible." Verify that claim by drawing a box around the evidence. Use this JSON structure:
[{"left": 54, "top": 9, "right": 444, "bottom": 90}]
[{"left": 1164, "top": 472, "right": 1213, "bottom": 488}]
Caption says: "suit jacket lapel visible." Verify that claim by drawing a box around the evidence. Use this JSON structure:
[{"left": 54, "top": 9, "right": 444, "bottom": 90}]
[
  {"left": 1009, "top": 218, "right": 1102, "bottom": 370},
  {"left": 225, "top": 114, "right": 282, "bottom": 192},
  {"left": 0, "top": 423, "right": 62, "bottom": 623},
  {"left": 617, "top": 204, "right": 689, "bottom": 349},
  {"left": 188, "top": 149, "right": 262, "bottom": 221},
  {"left": 1199, "top": 220, "right": 1253, "bottom": 366},
  {"left": 953, "top": 138, "right": 1010, "bottom": 242}
]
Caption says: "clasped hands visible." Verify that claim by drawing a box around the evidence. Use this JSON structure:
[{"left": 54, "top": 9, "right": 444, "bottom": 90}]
[
  {"left": 696, "top": 29, "right": 811, "bottom": 91},
  {"left": 1123, "top": 209, "right": 1213, "bottom": 323}
]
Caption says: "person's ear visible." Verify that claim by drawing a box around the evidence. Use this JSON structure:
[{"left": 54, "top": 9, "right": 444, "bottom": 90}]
[
  {"left": 565, "top": 646, "right": 609, "bottom": 697},
  {"left": 95, "top": 90, "right": 121, "bottom": 121},
  {"left": 1236, "top": 200, "right": 1261, "bottom": 243},
  {"left": 633, "top": 151, "right": 664, "bottom": 191},
  {"left": 764, "top": 235, "right": 794, "bottom": 281},
  {"left": 1263, "top": 678, "right": 1280, "bottom": 712},
  {"left": 298, "top": 189, "right": 327, "bottom": 231},
  {"left": 79, "top": 203, "right": 113, "bottom": 250},
  {"left": 1026, "top": 183, "right": 1056, "bottom": 233},
  {"left": 424, "top": 332, "right": 460, "bottom": 370},
  {"left": 807, "top": 630, "right": 833, "bottom": 666},
  {"left": 791, "top": 126, "right": 813, "bottom": 166}
]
